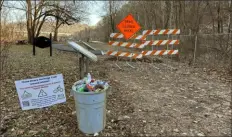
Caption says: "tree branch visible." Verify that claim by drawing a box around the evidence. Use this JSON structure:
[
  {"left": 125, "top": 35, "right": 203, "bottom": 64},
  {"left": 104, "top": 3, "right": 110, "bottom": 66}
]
[
  {"left": 0, "top": 0, "right": 4, "bottom": 10},
  {"left": 2, "top": 4, "right": 27, "bottom": 11}
]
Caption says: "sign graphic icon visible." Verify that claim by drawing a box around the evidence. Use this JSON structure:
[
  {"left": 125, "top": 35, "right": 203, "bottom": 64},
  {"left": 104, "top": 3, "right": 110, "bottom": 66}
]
[
  {"left": 116, "top": 14, "right": 141, "bottom": 40},
  {"left": 21, "top": 91, "right": 32, "bottom": 99},
  {"left": 57, "top": 94, "right": 65, "bottom": 100},
  {"left": 38, "top": 89, "right": 47, "bottom": 97},
  {"left": 53, "top": 85, "right": 64, "bottom": 93}
]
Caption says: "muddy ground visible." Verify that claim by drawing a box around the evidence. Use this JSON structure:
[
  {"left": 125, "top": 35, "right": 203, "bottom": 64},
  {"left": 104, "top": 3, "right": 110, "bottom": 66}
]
[{"left": 0, "top": 43, "right": 231, "bottom": 136}]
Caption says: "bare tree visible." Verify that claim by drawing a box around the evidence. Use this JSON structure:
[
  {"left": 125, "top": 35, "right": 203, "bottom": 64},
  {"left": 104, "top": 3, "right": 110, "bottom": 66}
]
[
  {"left": 4, "top": 0, "right": 88, "bottom": 43},
  {"left": 49, "top": 1, "right": 87, "bottom": 41},
  {"left": 0, "top": 0, "right": 12, "bottom": 79},
  {"left": 26, "top": 0, "right": 33, "bottom": 43},
  {"left": 0, "top": 0, "right": 5, "bottom": 72},
  {"left": 19, "top": 0, "right": 50, "bottom": 43},
  {"left": 104, "top": 1, "right": 125, "bottom": 33},
  {"left": 0, "top": 0, "right": 3, "bottom": 9},
  {"left": 228, "top": 0, "right": 232, "bottom": 34}
]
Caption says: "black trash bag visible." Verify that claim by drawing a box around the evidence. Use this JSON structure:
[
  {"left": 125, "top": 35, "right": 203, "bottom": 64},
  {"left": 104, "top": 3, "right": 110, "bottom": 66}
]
[{"left": 34, "top": 36, "right": 51, "bottom": 48}]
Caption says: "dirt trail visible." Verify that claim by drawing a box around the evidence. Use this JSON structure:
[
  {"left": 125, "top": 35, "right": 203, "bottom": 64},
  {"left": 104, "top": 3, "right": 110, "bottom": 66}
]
[
  {"left": 88, "top": 42, "right": 231, "bottom": 136},
  {"left": 100, "top": 59, "right": 231, "bottom": 136}
]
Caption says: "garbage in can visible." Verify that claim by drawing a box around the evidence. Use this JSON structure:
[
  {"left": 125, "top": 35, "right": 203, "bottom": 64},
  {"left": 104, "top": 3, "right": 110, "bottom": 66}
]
[{"left": 71, "top": 73, "right": 109, "bottom": 134}]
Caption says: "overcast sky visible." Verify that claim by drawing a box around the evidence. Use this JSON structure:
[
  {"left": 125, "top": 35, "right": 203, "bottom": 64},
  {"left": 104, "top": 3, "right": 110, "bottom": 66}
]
[
  {"left": 85, "top": 1, "right": 105, "bottom": 26},
  {"left": 4, "top": 1, "right": 105, "bottom": 26}
]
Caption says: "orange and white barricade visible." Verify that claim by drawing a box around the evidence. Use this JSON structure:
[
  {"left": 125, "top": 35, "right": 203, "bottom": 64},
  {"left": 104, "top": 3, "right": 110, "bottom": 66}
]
[
  {"left": 106, "top": 50, "right": 143, "bottom": 59},
  {"left": 142, "top": 29, "right": 180, "bottom": 35},
  {"left": 106, "top": 29, "right": 180, "bottom": 59},
  {"left": 142, "top": 50, "right": 179, "bottom": 56}
]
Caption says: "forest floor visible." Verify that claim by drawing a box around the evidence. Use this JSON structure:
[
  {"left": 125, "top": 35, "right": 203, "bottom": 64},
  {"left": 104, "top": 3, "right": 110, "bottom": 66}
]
[{"left": 0, "top": 43, "right": 231, "bottom": 136}]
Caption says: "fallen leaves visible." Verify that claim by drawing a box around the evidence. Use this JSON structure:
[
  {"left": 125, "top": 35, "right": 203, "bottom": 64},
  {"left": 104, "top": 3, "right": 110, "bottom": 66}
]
[{"left": 0, "top": 45, "right": 231, "bottom": 136}]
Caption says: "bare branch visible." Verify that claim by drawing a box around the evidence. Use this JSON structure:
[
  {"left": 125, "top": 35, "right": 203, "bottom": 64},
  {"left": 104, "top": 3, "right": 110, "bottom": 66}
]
[{"left": 0, "top": 0, "right": 4, "bottom": 10}]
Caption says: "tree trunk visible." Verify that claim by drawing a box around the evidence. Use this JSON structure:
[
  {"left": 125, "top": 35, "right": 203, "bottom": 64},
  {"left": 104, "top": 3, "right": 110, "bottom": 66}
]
[
  {"left": 226, "top": 0, "right": 232, "bottom": 58},
  {"left": 32, "top": 0, "right": 37, "bottom": 44},
  {"left": 109, "top": 0, "right": 115, "bottom": 33},
  {"left": 141, "top": 2, "right": 148, "bottom": 29},
  {"left": 179, "top": 1, "right": 183, "bottom": 31},
  {"left": 175, "top": 2, "right": 178, "bottom": 28},
  {"left": 35, "top": 15, "right": 46, "bottom": 38},
  {"left": 0, "top": 0, "right": 3, "bottom": 72},
  {"left": 164, "top": 1, "right": 171, "bottom": 29},
  {"left": 26, "top": 0, "right": 33, "bottom": 44},
  {"left": 53, "top": 17, "right": 59, "bottom": 41},
  {"left": 217, "top": 2, "right": 221, "bottom": 33},
  {"left": 228, "top": 0, "right": 232, "bottom": 33},
  {"left": 53, "top": 27, "right": 58, "bottom": 41},
  {"left": 0, "top": 0, "right": 4, "bottom": 10},
  {"left": 183, "top": 1, "right": 186, "bottom": 31}
]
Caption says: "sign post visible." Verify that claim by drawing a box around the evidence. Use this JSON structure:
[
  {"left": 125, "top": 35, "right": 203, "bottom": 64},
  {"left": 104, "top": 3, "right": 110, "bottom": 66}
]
[
  {"left": 50, "top": 33, "right": 52, "bottom": 56},
  {"left": 67, "top": 41, "right": 97, "bottom": 79},
  {"left": 33, "top": 33, "right": 35, "bottom": 56}
]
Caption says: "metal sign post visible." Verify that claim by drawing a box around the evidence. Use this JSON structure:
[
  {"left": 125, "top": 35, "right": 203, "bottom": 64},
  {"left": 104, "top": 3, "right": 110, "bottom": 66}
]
[
  {"left": 79, "top": 54, "right": 90, "bottom": 79},
  {"left": 33, "top": 33, "right": 35, "bottom": 56},
  {"left": 68, "top": 41, "right": 97, "bottom": 80},
  {"left": 79, "top": 54, "right": 84, "bottom": 79},
  {"left": 50, "top": 33, "right": 52, "bottom": 56}
]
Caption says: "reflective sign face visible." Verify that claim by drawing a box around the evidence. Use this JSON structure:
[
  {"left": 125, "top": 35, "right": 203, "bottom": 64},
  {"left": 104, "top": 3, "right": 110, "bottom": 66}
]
[{"left": 116, "top": 14, "right": 141, "bottom": 40}]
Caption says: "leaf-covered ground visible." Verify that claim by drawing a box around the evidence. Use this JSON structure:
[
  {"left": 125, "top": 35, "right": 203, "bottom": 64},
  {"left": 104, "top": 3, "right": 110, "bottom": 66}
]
[{"left": 0, "top": 45, "right": 231, "bottom": 136}]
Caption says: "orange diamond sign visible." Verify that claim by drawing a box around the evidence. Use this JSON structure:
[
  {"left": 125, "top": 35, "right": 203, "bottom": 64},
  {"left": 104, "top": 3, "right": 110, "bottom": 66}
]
[{"left": 116, "top": 14, "right": 141, "bottom": 40}]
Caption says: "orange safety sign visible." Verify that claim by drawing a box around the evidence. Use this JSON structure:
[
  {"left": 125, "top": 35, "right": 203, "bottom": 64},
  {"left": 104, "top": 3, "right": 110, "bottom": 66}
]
[{"left": 116, "top": 14, "right": 141, "bottom": 40}]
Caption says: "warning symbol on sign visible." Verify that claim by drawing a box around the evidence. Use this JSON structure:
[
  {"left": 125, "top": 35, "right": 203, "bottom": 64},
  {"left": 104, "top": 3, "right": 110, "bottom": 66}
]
[
  {"left": 21, "top": 91, "right": 32, "bottom": 100},
  {"left": 38, "top": 89, "right": 47, "bottom": 97}
]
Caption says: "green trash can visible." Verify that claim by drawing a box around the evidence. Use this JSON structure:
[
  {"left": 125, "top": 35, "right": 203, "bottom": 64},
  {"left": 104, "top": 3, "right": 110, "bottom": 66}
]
[{"left": 71, "top": 81, "right": 108, "bottom": 134}]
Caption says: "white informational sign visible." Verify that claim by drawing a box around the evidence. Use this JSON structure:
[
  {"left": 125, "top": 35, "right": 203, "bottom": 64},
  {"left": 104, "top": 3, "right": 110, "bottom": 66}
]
[{"left": 15, "top": 74, "right": 66, "bottom": 110}]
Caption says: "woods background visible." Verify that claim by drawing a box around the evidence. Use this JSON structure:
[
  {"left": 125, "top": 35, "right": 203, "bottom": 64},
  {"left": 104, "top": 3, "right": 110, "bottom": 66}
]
[{"left": 77, "top": 1, "right": 232, "bottom": 69}]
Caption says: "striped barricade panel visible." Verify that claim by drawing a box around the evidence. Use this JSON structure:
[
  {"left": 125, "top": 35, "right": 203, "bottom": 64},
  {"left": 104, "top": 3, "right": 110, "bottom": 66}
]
[
  {"left": 142, "top": 50, "right": 179, "bottom": 56},
  {"left": 142, "top": 40, "right": 179, "bottom": 46},
  {"left": 142, "top": 29, "right": 180, "bottom": 35},
  {"left": 106, "top": 50, "right": 143, "bottom": 59},
  {"left": 110, "top": 33, "right": 147, "bottom": 40},
  {"left": 110, "top": 33, "right": 124, "bottom": 39},
  {"left": 108, "top": 41, "right": 146, "bottom": 48},
  {"left": 108, "top": 40, "right": 179, "bottom": 48}
]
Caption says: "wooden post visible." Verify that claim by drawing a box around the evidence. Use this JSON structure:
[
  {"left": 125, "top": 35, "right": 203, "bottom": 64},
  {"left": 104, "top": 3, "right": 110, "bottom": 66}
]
[
  {"left": 83, "top": 57, "right": 86, "bottom": 75},
  {"left": 33, "top": 33, "right": 35, "bottom": 56},
  {"left": 83, "top": 57, "right": 89, "bottom": 76},
  {"left": 193, "top": 35, "right": 198, "bottom": 64},
  {"left": 79, "top": 56, "right": 83, "bottom": 79},
  {"left": 79, "top": 54, "right": 85, "bottom": 79},
  {"left": 85, "top": 58, "right": 89, "bottom": 75},
  {"left": 79, "top": 57, "right": 81, "bottom": 79},
  {"left": 50, "top": 33, "right": 52, "bottom": 56}
]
